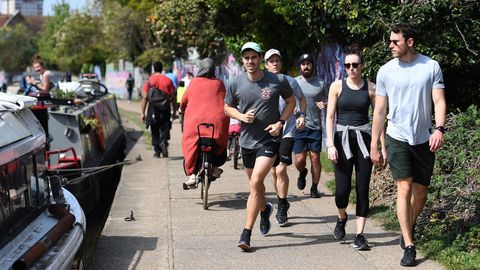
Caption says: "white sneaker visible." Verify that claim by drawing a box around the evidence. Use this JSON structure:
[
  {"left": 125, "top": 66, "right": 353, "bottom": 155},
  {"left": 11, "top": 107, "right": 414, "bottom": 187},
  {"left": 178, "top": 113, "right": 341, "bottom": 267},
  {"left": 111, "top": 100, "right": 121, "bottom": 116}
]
[{"left": 184, "top": 174, "right": 196, "bottom": 185}]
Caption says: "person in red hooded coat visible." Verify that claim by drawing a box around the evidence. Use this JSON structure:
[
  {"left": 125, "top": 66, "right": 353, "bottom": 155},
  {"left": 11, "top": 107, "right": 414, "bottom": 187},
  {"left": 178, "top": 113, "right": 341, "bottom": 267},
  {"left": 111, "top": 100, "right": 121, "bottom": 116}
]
[{"left": 180, "top": 58, "right": 229, "bottom": 188}]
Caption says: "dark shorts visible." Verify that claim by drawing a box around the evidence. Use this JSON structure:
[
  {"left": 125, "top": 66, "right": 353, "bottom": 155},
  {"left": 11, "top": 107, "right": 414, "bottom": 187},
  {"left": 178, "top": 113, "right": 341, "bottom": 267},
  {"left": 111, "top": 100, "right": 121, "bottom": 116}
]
[
  {"left": 293, "top": 127, "right": 322, "bottom": 154},
  {"left": 241, "top": 141, "right": 280, "bottom": 169},
  {"left": 386, "top": 135, "right": 435, "bottom": 186},
  {"left": 273, "top": 137, "right": 294, "bottom": 166}
]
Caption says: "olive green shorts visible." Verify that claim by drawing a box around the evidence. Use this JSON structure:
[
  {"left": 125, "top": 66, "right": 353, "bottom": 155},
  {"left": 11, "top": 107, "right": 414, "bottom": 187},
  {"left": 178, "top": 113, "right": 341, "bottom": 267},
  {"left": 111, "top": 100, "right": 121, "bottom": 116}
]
[{"left": 386, "top": 135, "right": 435, "bottom": 186}]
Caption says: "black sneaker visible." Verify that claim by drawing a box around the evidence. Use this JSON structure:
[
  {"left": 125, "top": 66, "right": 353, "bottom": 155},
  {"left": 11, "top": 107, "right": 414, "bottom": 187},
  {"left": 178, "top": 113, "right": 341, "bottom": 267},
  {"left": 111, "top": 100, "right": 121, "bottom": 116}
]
[
  {"left": 237, "top": 229, "right": 251, "bottom": 251},
  {"left": 310, "top": 186, "right": 321, "bottom": 198},
  {"left": 275, "top": 201, "right": 290, "bottom": 226},
  {"left": 400, "top": 245, "right": 417, "bottom": 267},
  {"left": 259, "top": 203, "right": 273, "bottom": 235},
  {"left": 400, "top": 224, "right": 416, "bottom": 250},
  {"left": 153, "top": 152, "right": 161, "bottom": 158},
  {"left": 333, "top": 214, "right": 348, "bottom": 240},
  {"left": 353, "top": 234, "right": 370, "bottom": 250},
  {"left": 160, "top": 143, "right": 169, "bottom": 158},
  {"left": 297, "top": 168, "right": 308, "bottom": 190}
]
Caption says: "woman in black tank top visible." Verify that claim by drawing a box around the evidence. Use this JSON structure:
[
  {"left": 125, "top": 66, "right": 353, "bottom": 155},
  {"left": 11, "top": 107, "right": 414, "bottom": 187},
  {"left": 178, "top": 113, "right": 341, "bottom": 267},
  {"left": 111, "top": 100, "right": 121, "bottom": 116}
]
[{"left": 325, "top": 49, "right": 386, "bottom": 250}]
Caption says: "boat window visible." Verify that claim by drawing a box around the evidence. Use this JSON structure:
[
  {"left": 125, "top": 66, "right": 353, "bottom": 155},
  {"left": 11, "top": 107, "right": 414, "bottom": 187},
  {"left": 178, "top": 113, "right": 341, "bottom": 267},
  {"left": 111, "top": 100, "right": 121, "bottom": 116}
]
[
  {"left": 0, "top": 166, "right": 10, "bottom": 244},
  {"left": 33, "top": 150, "right": 49, "bottom": 207}
]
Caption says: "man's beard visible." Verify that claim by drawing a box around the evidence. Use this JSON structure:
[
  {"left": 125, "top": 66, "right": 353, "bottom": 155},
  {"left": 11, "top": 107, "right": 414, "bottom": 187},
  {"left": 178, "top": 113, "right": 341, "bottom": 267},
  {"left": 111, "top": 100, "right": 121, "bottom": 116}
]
[{"left": 302, "top": 69, "right": 313, "bottom": 78}]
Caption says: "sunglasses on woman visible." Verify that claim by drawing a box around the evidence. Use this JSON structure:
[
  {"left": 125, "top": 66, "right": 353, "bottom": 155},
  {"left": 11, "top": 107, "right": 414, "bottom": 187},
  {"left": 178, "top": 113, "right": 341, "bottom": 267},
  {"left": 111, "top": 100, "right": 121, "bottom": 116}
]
[{"left": 344, "top": 63, "right": 360, "bottom": 69}]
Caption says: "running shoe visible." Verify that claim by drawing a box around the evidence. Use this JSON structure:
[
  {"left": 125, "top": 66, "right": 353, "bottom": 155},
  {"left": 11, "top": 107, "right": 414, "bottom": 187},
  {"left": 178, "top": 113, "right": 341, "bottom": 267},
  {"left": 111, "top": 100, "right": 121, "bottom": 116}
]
[
  {"left": 400, "top": 245, "right": 417, "bottom": 267},
  {"left": 310, "top": 186, "right": 320, "bottom": 198},
  {"left": 275, "top": 201, "right": 290, "bottom": 226},
  {"left": 333, "top": 214, "right": 348, "bottom": 240},
  {"left": 297, "top": 168, "right": 308, "bottom": 190},
  {"left": 353, "top": 234, "right": 370, "bottom": 250},
  {"left": 237, "top": 229, "right": 251, "bottom": 251},
  {"left": 259, "top": 203, "right": 273, "bottom": 235}
]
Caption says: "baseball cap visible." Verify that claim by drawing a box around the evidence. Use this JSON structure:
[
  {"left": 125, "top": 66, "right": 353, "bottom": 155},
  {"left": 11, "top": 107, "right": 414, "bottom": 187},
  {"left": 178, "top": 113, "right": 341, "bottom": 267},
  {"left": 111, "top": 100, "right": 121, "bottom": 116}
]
[
  {"left": 264, "top": 49, "right": 282, "bottom": 61},
  {"left": 298, "top": 53, "right": 314, "bottom": 65},
  {"left": 241, "top": 42, "right": 262, "bottom": 54}
]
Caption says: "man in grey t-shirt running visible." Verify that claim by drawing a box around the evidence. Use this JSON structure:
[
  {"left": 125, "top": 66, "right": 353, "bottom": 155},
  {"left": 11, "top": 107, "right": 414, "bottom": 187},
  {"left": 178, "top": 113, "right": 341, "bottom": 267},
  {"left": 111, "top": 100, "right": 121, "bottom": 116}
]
[
  {"left": 371, "top": 23, "right": 446, "bottom": 267},
  {"left": 264, "top": 48, "right": 307, "bottom": 226},
  {"left": 294, "top": 54, "right": 329, "bottom": 198},
  {"left": 225, "top": 42, "right": 295, "bottom": 251}
]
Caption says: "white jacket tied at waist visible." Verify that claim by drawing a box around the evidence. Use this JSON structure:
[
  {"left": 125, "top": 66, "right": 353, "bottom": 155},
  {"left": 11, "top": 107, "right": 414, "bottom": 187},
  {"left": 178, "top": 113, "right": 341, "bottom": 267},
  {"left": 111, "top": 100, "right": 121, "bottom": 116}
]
[{"left": 336, "top": 123, "right": 371, "bottom": 160}]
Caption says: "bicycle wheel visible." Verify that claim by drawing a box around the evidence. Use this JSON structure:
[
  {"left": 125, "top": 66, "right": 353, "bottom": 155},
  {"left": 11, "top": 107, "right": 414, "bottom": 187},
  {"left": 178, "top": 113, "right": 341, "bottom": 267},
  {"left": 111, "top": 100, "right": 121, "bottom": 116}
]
[
  {"left": 199, "top": 172, "right": 205, "bottom": 199},
  {"left": 233, "top": 136, "right": 239, "bottom": 169},
  {"left": 202, "top": 168, "right": 210, "bottom": 210}
]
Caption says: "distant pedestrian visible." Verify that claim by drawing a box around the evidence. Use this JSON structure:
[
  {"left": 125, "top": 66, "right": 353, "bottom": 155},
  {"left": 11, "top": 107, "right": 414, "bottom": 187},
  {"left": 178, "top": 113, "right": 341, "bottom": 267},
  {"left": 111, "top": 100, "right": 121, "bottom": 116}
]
[
  {"left": 140, "top": 61, "right": 177, "bottom": 158},
  {"left": 293, "top": 53, "right": 329, "bottom": 198},
  {"left": 176, "top": 80, "right": 187, "bottom": 132},
  {"left": 224, "top": 42, "right": 295, "bottom": 251},
  {"left": 326, "top": 49, "right": 386, "bottom": 250},
  {"left": 264, "top": 48, "right": 306, "bottom": 226},
  {"left": 126, "top": 73, "right": 135, "bottom": 103},
  {"left": 371, "top": 23, "right": 446, "bottom": 267}
]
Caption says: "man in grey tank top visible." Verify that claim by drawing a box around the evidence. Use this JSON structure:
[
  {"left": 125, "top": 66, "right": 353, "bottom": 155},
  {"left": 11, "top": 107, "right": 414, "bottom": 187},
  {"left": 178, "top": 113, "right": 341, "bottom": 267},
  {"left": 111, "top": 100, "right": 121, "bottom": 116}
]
[
  {"left": 371, "top": 23, "right": 446, "bottom": 267},
  {"left": 225, "top": 42, "right": 295, "bottom": 251},
  {"left": 293, "top": 54, "right": 329, "bottom": 198}
]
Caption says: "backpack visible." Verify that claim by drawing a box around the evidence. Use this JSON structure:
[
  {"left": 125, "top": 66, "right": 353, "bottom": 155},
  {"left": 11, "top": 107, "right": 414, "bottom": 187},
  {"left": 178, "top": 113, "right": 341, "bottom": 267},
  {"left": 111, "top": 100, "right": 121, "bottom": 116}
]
[{"left": 147, "top": 81, "right": 171, "bottom": 111}]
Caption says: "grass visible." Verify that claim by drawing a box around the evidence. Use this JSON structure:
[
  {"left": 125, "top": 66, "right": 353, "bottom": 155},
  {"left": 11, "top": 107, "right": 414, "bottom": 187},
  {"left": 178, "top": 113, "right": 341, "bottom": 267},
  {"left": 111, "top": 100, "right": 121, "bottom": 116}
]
[
  {"left": 320, "top": 151, "right": 334, "bottom": 173},
  {"left": 119, "top": 108, "right": 152, "bottom": 150}
]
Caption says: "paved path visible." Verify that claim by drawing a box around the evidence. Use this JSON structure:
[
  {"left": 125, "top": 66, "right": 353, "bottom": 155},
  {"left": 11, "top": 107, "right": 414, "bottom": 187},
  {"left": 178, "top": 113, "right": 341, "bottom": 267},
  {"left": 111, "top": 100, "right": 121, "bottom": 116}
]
[{"left": 91, "top": 100, "right": 443, "bottom": 270}]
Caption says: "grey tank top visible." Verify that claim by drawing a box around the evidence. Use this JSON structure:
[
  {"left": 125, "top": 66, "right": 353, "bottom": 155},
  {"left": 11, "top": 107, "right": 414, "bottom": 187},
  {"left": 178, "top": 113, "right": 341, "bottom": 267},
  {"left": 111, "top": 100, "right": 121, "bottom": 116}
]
[{"left": 336, "top": 78, "right": 370, "bottom": 126}]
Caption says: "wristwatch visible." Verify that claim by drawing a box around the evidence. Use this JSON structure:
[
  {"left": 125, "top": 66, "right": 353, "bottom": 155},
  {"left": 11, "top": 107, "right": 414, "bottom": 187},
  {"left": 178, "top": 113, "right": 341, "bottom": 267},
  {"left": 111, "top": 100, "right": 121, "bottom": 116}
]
[
  {"left": 297, "top": 111, "right": 305, "bottom": 117},
  {"left": 278, "top": 120, "right": 285, "bottom": 125},
  {"left": 435, "top": 126, "right": 446, "bottom": 134}
]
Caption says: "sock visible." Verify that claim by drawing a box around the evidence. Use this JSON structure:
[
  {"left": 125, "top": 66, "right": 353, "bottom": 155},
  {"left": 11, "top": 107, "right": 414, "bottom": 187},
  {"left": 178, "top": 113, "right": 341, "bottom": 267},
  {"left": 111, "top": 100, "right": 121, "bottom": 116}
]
[
  {"left": 311, "top": 183, "right": 318, "bottom": 190},
  {"left": 278, "top": 197, "right": 288, "bottom": 205}
]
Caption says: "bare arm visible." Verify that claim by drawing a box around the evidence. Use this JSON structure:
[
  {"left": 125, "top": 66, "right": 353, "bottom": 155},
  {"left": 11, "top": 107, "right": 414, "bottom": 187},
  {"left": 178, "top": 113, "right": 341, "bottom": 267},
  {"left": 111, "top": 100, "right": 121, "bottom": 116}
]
[
  {"left": 369, "top": 82, "right": 387, "bottom": 166},
  {"left": 326, "top": 81, "right": 340, "bottom": 164},
  {"left": 370, "top": 95, "right": 388, "bottom": 167},
  {"left": 265, "top": 95, "right": 295, "bottom": 136},
  {"left": 140, "top": 94, "right": 148, "bottom": 123},
  {"left": 429, "top": 88, "right": 446, "bottom": 152},
  {"left": 296, "top": 91, "right": 307, "bottom": 130}
]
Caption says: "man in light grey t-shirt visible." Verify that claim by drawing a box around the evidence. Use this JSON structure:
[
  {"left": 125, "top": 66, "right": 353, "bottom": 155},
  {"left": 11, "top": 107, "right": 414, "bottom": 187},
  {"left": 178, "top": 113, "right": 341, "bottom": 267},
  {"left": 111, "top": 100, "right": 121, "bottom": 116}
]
[
  {"left": 293, "top": 53, "right": 329, "bottom": 198},
  {"left": 371, "top": 23, "right": 446, "bottom": 267}
]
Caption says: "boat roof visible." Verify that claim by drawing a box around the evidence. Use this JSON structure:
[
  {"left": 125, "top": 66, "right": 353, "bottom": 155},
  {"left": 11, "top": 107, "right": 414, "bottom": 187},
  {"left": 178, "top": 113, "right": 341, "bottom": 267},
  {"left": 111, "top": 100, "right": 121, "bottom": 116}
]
[
  {"left": 0, "top": 92, "right": 37, "bottom": 111},
  {"left": 0, "top": 93, "right": 45, "bottom": 165}
]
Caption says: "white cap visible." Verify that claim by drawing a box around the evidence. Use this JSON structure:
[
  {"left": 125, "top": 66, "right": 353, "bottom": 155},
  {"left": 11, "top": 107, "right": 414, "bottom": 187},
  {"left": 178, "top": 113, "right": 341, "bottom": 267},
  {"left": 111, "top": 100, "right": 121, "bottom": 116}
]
[
  {"left": 264, "top": 49, "right": 281, "bottom": 61},
  {"left": 241, "top": 42, "right": 262, "bottom": 54}
]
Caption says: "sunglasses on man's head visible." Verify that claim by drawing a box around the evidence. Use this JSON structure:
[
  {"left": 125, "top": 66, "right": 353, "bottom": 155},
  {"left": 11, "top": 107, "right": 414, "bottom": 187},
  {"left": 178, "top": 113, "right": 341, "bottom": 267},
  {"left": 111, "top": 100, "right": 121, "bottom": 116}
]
[{"left": 344, "top": 63, "right": 360, "bottom": 69}]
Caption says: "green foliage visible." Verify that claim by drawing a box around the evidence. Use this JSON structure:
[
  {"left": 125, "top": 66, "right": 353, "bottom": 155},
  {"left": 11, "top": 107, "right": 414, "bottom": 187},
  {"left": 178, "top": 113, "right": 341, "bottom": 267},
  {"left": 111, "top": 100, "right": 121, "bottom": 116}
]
[
  {"left": 149, "top": 0, "right": 225, "bottom": 60},
  {"left": 101, "top": 1, "right": 153, "bottom": 62},
  {"left": 0, "top": 25, "right": 37, "bottom": 73},
  {"left": 53, "top": 12, "right": 107, "bottom": 73},
  {"left": 37, "top": 3, "right": 70, "bottom": 67},
  {"left": 320, "top": 151, "right": 334, "bottom": 173}
]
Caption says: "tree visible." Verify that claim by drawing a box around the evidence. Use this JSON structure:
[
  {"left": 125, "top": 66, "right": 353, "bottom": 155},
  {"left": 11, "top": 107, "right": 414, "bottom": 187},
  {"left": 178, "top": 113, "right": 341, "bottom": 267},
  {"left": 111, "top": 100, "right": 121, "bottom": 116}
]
[
  {"left": 37, "top": 3, "right": 71, "bottom": 67},
  {"left": 0, "top": 25, "right": 37, "bottom": 73},
  {"left": 101, "top": 1, "right": 153, "bottom": 62},
  {"left": 53, "top": 12, "right": 107, "bottom": 73}
]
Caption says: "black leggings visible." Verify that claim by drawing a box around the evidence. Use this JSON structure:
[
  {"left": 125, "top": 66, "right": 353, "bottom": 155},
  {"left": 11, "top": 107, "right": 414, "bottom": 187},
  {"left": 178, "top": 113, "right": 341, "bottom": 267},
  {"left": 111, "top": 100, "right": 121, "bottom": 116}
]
[{"left": 334, "top": 130, "right": 372, "bottom": 217}]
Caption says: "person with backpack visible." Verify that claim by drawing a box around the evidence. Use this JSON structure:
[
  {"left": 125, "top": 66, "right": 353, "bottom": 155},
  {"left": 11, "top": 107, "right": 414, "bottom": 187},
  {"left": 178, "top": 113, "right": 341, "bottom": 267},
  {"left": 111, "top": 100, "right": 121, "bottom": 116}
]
[{"left": 141, "top": 61, "right": 177, "bottom": 158}]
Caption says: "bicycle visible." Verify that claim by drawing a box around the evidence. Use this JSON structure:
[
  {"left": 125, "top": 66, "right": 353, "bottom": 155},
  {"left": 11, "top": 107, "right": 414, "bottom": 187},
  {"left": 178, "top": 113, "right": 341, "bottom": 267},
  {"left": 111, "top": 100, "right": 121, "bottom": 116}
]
[{"left": 195, "top": 123, "right": 216, "bottom": 210}]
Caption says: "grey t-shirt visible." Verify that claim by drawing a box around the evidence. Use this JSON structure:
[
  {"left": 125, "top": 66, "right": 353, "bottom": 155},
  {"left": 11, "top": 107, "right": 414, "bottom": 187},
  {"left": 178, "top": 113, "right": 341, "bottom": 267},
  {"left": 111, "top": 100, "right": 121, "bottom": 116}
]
[
  {"left": 376, "top": 54, "right": 445, "bottom": 145},
  {"left": 225, "top": 71, "right": 294, "bottom": 149},
  {"left": 295, "top": 75, "right": 328, "bottom": 130},
  {"left": 280, "top": 75, "right": 303, "bottom": 138}
]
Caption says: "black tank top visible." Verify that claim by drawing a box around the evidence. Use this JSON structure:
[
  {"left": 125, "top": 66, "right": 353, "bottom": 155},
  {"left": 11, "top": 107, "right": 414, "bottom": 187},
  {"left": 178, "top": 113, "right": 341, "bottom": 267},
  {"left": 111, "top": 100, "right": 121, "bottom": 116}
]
[{"left": 336, "top": 78, "right": 370, "bottom": 126}]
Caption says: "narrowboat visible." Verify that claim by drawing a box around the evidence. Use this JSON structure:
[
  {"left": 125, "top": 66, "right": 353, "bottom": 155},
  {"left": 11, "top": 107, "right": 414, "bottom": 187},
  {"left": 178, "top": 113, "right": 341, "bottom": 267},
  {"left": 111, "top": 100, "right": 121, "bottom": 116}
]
[{"left": 0, "top": 93, "right": 85, "bottom": 269}]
